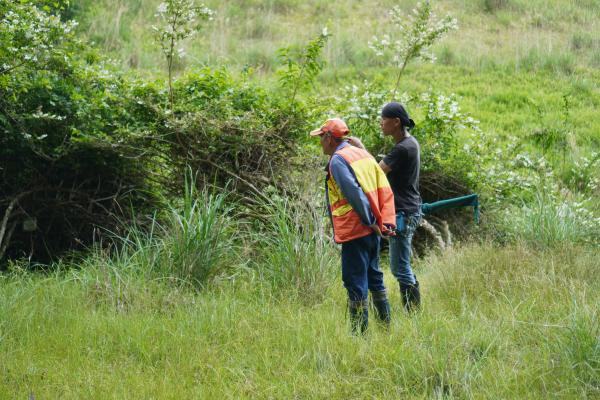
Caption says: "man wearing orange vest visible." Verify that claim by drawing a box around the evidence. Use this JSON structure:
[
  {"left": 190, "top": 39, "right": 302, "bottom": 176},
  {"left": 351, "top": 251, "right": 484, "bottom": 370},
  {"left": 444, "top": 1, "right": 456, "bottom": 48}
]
[{"left": 310, "top": 118, "right": 396, "bottom": 334}]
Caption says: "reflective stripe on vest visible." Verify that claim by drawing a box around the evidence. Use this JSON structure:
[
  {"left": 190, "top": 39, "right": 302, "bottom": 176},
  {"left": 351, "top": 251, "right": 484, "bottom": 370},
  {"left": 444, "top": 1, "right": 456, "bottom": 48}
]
[{"left": 327, "top": 146, "right": 396, "bottom": 243}]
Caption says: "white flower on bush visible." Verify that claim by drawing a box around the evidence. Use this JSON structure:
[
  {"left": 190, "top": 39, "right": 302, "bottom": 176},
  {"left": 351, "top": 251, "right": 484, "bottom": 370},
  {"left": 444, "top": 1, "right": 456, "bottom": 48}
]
[
  {"left": 420, "top": 91, "right": 480, "bottom": 131},
  {"left": 156, "top": 2, "right": 168, "bottom": 15},
  {"left": 1, "top": 4, "right": 78, "bottom": 74}
]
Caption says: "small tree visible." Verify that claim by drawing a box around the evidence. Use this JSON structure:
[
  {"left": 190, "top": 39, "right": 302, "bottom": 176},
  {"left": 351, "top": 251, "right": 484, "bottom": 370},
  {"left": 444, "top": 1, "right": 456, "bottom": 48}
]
[
  {"left": 369, "top": 1, "right": 457, "bottom": 99},
  {"left": 152, "top": 0, "right": 214, "bottom": 111},
  {"left": 276, "top": 28, "right": 330, "bottom": 104}
]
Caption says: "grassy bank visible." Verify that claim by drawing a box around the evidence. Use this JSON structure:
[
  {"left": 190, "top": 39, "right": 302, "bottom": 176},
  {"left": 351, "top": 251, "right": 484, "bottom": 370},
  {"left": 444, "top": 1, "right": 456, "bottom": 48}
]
[
  {"left": 72, "top": 0, "right": 600, "bottom": 152},
  {"left": 1, "top": 243, "right": 597, "bottom": 398},
  {"left": 323, "top": 64, "right": 600, "bottom": 148},
  {"left": 74, "top": 0, "right": 600, "bottom": 73}
]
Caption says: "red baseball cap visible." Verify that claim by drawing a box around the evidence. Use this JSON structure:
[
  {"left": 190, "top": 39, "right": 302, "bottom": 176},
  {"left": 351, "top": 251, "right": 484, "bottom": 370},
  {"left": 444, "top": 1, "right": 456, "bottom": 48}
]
[{"left": 309, "top": 118, "right": 350, "bottom": 138}]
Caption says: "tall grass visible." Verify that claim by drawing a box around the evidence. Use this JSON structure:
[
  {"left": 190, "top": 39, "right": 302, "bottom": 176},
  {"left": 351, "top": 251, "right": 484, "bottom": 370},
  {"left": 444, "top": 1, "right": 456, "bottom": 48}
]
[
  {"left": 503, "top": 189, "right": 600, "bottom": 248},
  {"left": 83, "top": 179, "right": 239, "bottom": 291},
  {"left": 250, "top": 197, "right": 337, "bottom": 304},
  {"left": 72, "top": 0, "right": 600, "bottom": 72},
  {"left": 1, "top": 242, "right": 597, "bottom": 398},
  {"left": 162, "top": 181, "right": 237, "bottom": 286}
]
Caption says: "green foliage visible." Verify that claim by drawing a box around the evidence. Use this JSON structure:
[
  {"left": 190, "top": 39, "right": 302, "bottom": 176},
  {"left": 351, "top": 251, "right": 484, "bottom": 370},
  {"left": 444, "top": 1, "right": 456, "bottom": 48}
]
[
  {"left": 89, "top": 178, "right": 239, "bottom": 289},
  {"left": 0, "top": 1, "right": 158, "bottom": 262},
  {"left": 525, "top": 94, "right": 574, "bottom": 175},
  {"left": 335, "top": 82, "right": 481, "bottom": 200},
  {"left": 153, "top": 68, "right": 312, "bottom": 197},
  {"left": 336, "top": 81, "right": 391, "bottom": 152},
  {"left": 276, "top": 28, "right": 330, "bottom": 103},
  {"left": 562, "top": 152, "right": 599, "bottom": 194},
  {"left": 500, "top": 188, "right": 600, "bottom": 248},
  {"left": 413, "top": 92, "right": 480, "bottom": 175},
  {"left": 162, "top": 177, "right": 237, "bottom": 287},
  {"left": 0, "top": 1, "right": 320, "bottom": 263},
  {"left": 0, "top": 0, "right": 78, "bottom": 75}
]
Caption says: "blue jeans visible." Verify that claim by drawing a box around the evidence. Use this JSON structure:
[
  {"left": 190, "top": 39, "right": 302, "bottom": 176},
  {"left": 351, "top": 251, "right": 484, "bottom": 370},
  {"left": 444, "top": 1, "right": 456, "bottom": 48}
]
[
  {"left": 341, "top": 233, "right": 385, "bottom": 302},
  {"left": 389, "top": 211, "right": 422, "bottom": 285}
]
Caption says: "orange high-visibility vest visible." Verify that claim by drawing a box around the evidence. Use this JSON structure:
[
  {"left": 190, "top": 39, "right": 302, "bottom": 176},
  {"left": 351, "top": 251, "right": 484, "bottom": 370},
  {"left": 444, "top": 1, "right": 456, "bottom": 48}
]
[{"left": 327, "top": 145, "right": 396, "bottom": 243}]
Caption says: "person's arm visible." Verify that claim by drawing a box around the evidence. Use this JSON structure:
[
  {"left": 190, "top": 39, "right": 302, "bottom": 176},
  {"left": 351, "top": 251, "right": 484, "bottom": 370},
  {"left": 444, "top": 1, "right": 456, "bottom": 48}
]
[
  {"left": 378, "top": 160, "right": 391, "bottom": 173},
  {"left": 329, "top": 155, "right": 376, "bottom": 227},
  {"left": 381, "top": 145, "right": 404, "bottom": 173},
  {"left": 346, "top": 136, "right": 366, "bottom": 150}
]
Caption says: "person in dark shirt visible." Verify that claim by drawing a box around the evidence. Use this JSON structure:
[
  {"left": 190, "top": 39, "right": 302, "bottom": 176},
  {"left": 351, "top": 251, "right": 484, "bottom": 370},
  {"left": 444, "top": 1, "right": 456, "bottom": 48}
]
[{"left": 378, "top": 102, "right": 423, "bottom": 312}]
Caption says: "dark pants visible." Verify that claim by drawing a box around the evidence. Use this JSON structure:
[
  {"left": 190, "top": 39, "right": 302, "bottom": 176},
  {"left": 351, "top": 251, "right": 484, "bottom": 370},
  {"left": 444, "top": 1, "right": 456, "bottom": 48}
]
[{"left": 341, "top": 233, "right": 386, "bottom": 302}]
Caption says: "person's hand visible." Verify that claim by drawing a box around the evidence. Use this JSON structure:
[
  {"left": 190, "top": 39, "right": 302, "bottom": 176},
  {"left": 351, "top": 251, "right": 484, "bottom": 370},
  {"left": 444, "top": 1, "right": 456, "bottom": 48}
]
[
  {"left": 369, "top": 223, "right": 383, "bottom": 237},
  {"left": 370, "top": 224, "right": 396, "bottom": 238},
  {"left": 346, "top": 136, "right": 366, "bottom": 150},
  {"left": 382, "top": 224, "right": 396, "bottom": 237}
]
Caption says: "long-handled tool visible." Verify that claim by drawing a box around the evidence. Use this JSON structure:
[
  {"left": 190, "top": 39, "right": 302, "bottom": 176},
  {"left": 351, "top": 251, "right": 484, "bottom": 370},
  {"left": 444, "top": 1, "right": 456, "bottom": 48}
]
[{"left": 421, "top": 193, "right": 479, "bottom": 223}]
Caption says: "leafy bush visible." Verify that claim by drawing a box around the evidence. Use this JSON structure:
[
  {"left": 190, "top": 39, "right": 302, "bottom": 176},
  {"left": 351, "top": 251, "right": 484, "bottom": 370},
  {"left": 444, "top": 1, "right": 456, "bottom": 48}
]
[
  {"left": 0, "top": 0, "right": 77, "bottom": 76},
  {"left": 412, "top": 91, "right": 480, "bottom": 196},
  {"left": 562, "top": 152, "right": 599, "bottom": 194},
  {"left": 0, "top": 2, "right": 158, "bottom": 263},
  {"left": 0, "top": 2, "right": 316, "bottom": 263},
  {"left": 153, "top": 68, "right": 313, "bottom": 198},
  {"left": 334, "top": 81, "right": 481, "bottom": 202}
]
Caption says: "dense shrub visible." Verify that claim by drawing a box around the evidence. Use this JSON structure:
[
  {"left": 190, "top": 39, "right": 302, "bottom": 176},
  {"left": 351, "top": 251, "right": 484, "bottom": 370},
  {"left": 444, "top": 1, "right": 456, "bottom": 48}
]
[
  {"left": 0, "top": 2, "right": 314, "bottom": 263},
  {"left": 154, "top": 69, "right": 312, "bottom": 198},
  {"left": 0, "top": 2, "right": 156, "bottom": 263}
]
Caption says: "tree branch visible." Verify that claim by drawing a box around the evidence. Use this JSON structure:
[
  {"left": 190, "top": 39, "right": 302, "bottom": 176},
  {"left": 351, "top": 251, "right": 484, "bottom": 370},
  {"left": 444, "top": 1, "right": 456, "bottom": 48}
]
[
  {"left": 0, "top": 192, "right": 29, "bottom": 248},
  {"left": 198, "top": 158, "right": 271, "bottom": 203},
  {"left": 0, "top": 221, "right": 17, "bottom": 261}
]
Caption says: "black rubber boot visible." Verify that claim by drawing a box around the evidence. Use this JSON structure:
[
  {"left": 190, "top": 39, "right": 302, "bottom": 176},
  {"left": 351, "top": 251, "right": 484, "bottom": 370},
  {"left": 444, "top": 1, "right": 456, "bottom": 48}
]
[
  {"left": 399, "top": 280, "right": 421, "bottom": 313},
  {"left": 348, "top": 299, "right": 369, "bottom": 335},
  {"left": 371, "top": 290, "right": 391, "bottom": 327}
]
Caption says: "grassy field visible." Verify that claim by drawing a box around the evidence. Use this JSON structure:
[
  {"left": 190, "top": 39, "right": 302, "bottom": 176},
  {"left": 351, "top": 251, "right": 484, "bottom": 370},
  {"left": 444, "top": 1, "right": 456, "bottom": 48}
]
[
  {"left": 328, "top": 64, "right": 600, "bottom": 148},
  {"left": 1, "top": 1, "right": 598, "bottom": 398},
  {"left": 1, "top": 242, "right": 598, "bottom": 398},
  {"left": 73, "top": 0, "right": 600, "bottom": 73}
]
